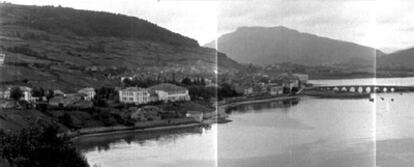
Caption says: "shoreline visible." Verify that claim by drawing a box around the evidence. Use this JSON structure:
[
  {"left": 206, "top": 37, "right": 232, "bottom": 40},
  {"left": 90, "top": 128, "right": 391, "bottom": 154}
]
[
  {"left": 68, "top": 95, "right": 301, "bottom": 139},
  {"left": 69, "top": 122, "right": 205, "bottom": 140},
  {"left": 68, "top": 91, "right": 372, "bottom": 140},
  {"left": 219, "top": 95, "right": 301, "bottom": 108}
]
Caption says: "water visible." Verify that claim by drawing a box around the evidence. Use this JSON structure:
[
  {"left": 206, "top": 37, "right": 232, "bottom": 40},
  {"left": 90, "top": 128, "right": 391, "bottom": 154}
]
[{"left": 74, "top": 77, "right": 414, "bottom": 167}]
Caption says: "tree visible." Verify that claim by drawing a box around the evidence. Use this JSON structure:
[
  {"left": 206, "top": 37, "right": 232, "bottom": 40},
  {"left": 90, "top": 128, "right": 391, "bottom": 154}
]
[
  {"left": 122, "top": 78, "right": 133, "bottom": 86},
  {"left": 181, "top": 77, "right": 192, "bottom": 86},
  {"left": 10, "top": 87, "right": 23, "bottom": 101},
  {"left": 45, "top": 89, "right": 54, "bottom": 100},
  {"left": 0, "top": 124, "right": 89, "bottom": 167},
  {"left": 31, "top": 87, "right": 45, "bottom": 99}
]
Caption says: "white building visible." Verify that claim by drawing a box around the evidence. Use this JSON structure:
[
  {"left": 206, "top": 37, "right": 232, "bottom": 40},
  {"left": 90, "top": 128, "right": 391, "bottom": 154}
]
[
  {"left": 0, "top": 53, "right": 5, "bottom": 65},
  {"left": 78, "top": 87, "right": 96, "bottom": 101},
  {"left": 149, "top": 83, "right": 190, "bottom": 102},
  {"left": 0, "top": 86, "right": 35, "bottom": 101},
  {"left": 119, "top": 87, "right": 150, "bottom": 105},
  {"left": 18, "top": 86, "right": 35, "bottom": 102}
]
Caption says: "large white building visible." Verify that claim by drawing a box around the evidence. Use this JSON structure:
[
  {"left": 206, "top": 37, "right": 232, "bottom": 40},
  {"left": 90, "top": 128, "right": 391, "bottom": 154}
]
[
  {"left": 119, "top": 87, "right": 151, "bottom": 105},
  {"left": 149, "top": 83, "right": 190, "bottom": 102}
]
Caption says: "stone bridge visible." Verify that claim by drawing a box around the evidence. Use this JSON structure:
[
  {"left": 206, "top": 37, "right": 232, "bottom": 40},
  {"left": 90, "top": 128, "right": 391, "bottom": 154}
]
[{"left": 308, "top": 85, "right": 414, "bottom": 93}]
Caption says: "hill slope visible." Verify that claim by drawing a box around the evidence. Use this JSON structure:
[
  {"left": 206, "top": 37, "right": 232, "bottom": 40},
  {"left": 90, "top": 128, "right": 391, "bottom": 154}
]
[
  {"left": 377, "top": 47, "right": 414, "bottom": 68},
  {"left": 0, "top": 3, "right": 242, "bottom": 91},
  {"left": 205, "top": 26, "right": 383, "bottom": 67}
]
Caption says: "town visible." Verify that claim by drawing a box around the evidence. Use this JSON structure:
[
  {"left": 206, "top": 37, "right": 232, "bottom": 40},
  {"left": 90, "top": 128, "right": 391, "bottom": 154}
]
[{"left": 0, "top": 70, "right": 309, "bottom": 135}]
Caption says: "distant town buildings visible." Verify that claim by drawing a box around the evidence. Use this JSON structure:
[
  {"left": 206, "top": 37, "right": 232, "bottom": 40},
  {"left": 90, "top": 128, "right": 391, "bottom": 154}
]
[
  {"left": 292, "top": 73, "right": 309, "bottom": 83},
  {"left": 232, "top": 72, "right": 308, "bottom": 96},
  {"left": 268, "top": 83, "right": 284, "bottom": 96}
]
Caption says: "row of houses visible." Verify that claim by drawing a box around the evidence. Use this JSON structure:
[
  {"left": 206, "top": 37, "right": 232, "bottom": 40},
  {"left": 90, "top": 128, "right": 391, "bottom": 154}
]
[
  {"left": 234, "top": 73, "right": 309, "bottom": 96},
  {"left": 0, "top": 83, "right": 190, "bottom": 107},
  {"left": 0, "top": 86, "right": 37, "bottom": 101},
  {"left": 0, "top": 86, "right": 96, "bottom": 102},
  {"left": 119, "top": 83, "right": 191, "bottom": 105}
]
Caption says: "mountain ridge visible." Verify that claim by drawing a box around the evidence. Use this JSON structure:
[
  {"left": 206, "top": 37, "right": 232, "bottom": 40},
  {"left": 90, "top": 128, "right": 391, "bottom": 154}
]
[{"left": 205, "top": 26, "right": 384, "bottom": 67}]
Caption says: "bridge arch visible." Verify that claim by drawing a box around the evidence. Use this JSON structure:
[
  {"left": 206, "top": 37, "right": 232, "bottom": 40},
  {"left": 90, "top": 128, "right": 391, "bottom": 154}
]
[
  {"left": 341, "top": 87, "right": 348, "bottom": 91},
  {"left": 365, "top": 87, "right": 372, "bottom": 93},
  {"left": 383, "top": 87, "right": 388, "bottom": 92},
  {"left": 333, "top": 87, "right": 339, "bottom": 91},
  {"left": 357, "top": 87, "right": 364, "bottom": 93},
  {"left": 349, "top": 87, "right": 356, "bottom": 92},
  {"left": 391, "top": 87, "right": 395, "bottom": 92}
]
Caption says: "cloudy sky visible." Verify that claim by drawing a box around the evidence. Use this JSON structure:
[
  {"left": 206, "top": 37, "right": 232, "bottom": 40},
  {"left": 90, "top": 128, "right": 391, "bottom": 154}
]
[{"left": 6, "top": 0, "right": 414, "bottom": 53}]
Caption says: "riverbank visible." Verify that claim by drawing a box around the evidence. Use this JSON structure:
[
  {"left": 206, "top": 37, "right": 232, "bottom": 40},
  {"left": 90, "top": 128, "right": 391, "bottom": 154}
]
[
  {"left": 301, "top": 91, "right": 371, "bottom": 99},
  {"left": 69, "top": 122, "right": 206, "bottom": 140},
  {"left": 220, "top": 95, "right": 301, "bottom": 108},
  {"left": 310, "top": 73, "right": 414, "bottom": 80},
  {"left": 64, "top": 115, "right": 226, "bottom": 139},
  {"left": 67, "top": 95, "right": 299, "bottom": 139}
]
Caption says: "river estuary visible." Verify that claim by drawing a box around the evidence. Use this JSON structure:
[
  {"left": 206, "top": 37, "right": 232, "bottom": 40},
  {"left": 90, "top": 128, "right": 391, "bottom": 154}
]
[{"left": 74, "top": 77, "right": 414, "bottom": 167}]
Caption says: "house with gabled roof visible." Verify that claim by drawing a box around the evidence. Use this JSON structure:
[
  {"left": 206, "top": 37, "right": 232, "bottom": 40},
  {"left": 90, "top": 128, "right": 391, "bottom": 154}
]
[{"left": 78, "top": 87, "right": 95, "bottom": 101}]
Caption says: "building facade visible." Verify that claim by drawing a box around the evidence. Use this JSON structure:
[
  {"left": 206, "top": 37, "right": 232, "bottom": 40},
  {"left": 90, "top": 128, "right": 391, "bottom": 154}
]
[
  {"left": 119, "top": 87, "right": 151, "bottom": 105},
  {"left": 149, "top": 83, "right": 190, "bottom": 102},
  {"left": 78, "top": 87, "right": 96, "bottom": 101},
  {"left": 268, "top": 84, "right": 284, "bottom": 95}
]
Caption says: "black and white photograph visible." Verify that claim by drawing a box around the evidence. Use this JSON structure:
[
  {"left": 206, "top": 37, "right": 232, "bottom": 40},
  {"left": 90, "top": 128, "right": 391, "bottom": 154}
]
[{"left": 1, "top": 0, "right": 414, "bottom": 167}]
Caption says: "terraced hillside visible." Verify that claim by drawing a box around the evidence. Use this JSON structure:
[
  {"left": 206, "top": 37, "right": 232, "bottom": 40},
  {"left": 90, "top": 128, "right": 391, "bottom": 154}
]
[{"left": 0, "top": 3, "right": 242, "bottom": 91}]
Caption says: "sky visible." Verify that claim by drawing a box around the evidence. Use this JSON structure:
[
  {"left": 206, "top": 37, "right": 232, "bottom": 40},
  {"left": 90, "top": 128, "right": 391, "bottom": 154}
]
[{"left": 5, "top": 0, "right": 414, "bottom": 53}]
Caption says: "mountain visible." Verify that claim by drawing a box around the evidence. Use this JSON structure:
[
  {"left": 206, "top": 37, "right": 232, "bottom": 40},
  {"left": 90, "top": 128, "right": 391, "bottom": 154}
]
[
  {"left": 0, "top": 3, "right": 242, "bottom": 91},
  {"left": 205, "top": 26, "right": 383, "bottom": 67},
  {"left": 377, "top": 47, "right": 414, "bottom": 68}
]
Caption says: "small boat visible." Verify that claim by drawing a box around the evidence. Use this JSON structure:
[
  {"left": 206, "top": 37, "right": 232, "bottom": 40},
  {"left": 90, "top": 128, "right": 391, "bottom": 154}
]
[
  {"left": 369, "top": 98, "right": 374, "bottom": 102},
  {"left": 391, "top": 98, "right": 394, "bottom": 102},
  {"left": 381, "top": 97, "right": 384, "bottom": 100}
]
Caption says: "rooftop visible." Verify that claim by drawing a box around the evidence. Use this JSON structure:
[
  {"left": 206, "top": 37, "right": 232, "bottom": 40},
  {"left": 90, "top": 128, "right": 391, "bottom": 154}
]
[
  {"left": 120, "top": 87, "right": 148, "bottom": 92},
  {"left": 78, "top": 87, "right": 95, "bottom": 92},
  {"left": 149, "top": 83, "right": 187, "bottom": 92}
]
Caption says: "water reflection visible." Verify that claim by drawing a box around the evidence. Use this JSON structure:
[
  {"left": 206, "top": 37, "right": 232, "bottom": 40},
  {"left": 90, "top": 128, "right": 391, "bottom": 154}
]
[
  {"left": 74, "top": 125, "right": 211, "bottom": 153},
  {"left": 225, "top": 98, "right": 300, "bottom": 114}
]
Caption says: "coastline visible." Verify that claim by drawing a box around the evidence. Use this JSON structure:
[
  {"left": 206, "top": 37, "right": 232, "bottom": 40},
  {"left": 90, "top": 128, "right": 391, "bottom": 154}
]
[
  {"left": 69, "top": 122, "right": 205, "bottom": 140},
  {"left": 68, "top": 95, "right": 301, "bottom": 139},
  {"left": 220, "top": 95, "right": 301, "bottom": 108}
]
